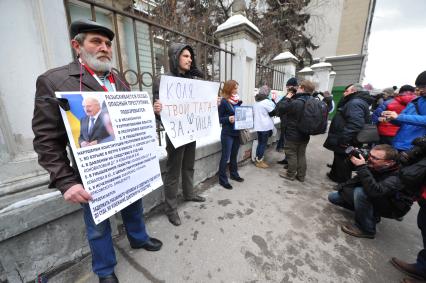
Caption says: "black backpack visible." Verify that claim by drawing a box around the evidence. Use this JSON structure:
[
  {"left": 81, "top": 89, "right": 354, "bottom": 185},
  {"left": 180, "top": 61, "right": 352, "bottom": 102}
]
[{"left": 297, "top": 96, "right": 329, "bottom": 135}]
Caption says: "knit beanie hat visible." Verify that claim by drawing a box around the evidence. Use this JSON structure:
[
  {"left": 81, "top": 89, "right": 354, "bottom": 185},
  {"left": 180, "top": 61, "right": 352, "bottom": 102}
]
[
  {"left": 255, "top": 85, "right": 270, "bottom": 101},
  {"left": 382, "top": 87, "right": 395, "bottom": 99},
  {"left": 415, "top": 71, "right": 426, "bottom": 87},
  {"left": 399, "top": 84, "right": 415, "bottom": 94},
  {"left": 286, "top": 77, "right": 298, "bottom": 87},
  {"left": 258, "top": 85, "right": 270, "bottom": 97}
]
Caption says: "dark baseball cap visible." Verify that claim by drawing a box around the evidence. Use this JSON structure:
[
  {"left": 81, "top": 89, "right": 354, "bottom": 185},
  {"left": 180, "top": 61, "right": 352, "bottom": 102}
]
[{"left": 70, "top": 19, "right": 114, "bottom": 41}]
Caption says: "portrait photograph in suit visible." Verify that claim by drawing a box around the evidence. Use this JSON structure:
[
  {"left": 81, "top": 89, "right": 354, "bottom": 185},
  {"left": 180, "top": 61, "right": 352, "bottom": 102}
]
[{"left": 60, "top": 94, "right": 115, "bottom": 149}]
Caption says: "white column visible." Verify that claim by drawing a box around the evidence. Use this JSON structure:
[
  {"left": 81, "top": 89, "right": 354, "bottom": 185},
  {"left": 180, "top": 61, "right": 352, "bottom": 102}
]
[
  {"left": 311, "top": 59, "right": 332, "bottom": 92},
  {"left": 298, "top": 66, "right": 314, "bottom": 82},
  {"left": 215, "top": 15, "right": 261, "bottom": 105},
  {"left": 328, "top": 71, "right": 336, "bottom": 92},
  {"left": 271, "top": 51, "right": 299, "bottom": 91}
]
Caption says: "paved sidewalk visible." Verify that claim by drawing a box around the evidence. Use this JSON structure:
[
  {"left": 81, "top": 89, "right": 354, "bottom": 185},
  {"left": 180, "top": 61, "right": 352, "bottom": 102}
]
[{"left": 52, "top": 135, "right": 422, "bottom": 283}]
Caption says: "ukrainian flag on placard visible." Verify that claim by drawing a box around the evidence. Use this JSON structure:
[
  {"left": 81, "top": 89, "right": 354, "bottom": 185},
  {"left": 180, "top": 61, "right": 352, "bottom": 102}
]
[{"left": 62, "top": 94, "right": 86, "bottom": 148}]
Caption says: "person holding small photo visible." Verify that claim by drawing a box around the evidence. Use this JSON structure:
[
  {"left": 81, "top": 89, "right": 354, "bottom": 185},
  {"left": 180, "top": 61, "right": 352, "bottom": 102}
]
[{"left": 218, "top": 80, "right": 244, "bottom": 189}]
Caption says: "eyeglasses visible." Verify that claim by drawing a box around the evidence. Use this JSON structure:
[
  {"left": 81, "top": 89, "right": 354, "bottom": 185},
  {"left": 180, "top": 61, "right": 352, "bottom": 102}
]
[
  {"left": 416, "top": 87, "right": 426, "bottom": 92},
  {"left": 368, "top": 154, "right": 386, "bottom": 161}
]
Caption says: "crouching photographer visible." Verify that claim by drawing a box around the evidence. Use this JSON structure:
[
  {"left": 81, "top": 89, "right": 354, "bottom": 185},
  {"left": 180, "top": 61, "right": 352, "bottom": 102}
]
[
  {"left": 390, "top": 136, "right": 426, "bottom": 282},
  {"left": 328, "top": 144, "right": 413, "bottom": 239}
]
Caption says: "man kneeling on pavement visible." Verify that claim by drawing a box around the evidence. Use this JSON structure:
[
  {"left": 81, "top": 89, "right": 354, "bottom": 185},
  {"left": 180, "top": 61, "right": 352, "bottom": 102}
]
[{"left": 328, "top": 144, "right": 413, "bottom": 239}]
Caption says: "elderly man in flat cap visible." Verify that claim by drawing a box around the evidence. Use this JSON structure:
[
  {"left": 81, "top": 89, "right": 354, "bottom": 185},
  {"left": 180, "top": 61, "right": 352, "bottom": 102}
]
[{"left": 32, "top": 19, "right": 162, "bottom": 283}]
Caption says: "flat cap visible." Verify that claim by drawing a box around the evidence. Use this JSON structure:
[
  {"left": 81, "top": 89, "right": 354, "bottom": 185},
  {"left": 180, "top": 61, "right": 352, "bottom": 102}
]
[{"left": 70, "top": 19, "right": 114, "bottom": 41}]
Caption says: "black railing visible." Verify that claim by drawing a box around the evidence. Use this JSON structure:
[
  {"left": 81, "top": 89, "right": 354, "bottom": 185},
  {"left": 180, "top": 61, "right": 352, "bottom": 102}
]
[
  {"left": 255, "top": 63, "right": 286, "bottom": 90},
  {"left": 64, "top": 0, "right": 234, "bottom": 145}
]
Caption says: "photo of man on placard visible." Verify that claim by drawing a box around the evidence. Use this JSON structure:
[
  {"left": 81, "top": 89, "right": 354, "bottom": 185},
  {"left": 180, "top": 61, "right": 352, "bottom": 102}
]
[
  {"left": 79, "top": 96, "right": 114, "bottom": 147},
  {"left": 60, "top": 94, "right": 115, "bottom": 149}
]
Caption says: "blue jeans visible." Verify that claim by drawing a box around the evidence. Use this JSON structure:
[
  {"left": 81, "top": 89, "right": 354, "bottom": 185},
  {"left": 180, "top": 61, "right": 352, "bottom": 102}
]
[
  {"left": 256, "top": 130, "right": 271, "bottom": 159},
  {"left": 82, "top": 199, "right": 150, "bottom": 277},
  {"left": 328, "top": 187, "right": 376, "bottom": 235},
  {"left": 219, "top": 134, "right": 240, "bottom": 185}
]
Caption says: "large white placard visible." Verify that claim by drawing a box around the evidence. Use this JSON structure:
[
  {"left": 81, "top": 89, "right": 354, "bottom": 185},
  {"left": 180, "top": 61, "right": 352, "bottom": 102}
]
[
  {"left": 56, "top": 91, "right": 163, "bottom": 224},
  {"left": 159, "top": 75, "right": 220, "bottom": 148},
  {"left": 234, "top": 106, "right": 254, "bottom": 130}
]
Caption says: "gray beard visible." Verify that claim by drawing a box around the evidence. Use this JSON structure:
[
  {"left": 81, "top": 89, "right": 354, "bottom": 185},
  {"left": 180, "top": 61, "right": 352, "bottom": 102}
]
[{"left": 80, "top": 48, "right": 112, "bottom": 73}]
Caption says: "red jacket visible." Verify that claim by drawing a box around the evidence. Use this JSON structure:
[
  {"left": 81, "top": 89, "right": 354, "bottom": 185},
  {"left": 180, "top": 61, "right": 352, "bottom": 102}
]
[{"left": 378, "top": 92, "right": 417, "bottom": 137}]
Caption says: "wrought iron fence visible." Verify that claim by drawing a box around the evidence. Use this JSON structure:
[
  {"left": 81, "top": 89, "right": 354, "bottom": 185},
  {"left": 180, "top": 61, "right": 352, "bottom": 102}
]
[
  {"left": 64, "top": 0, "right": 234, "bottom": 145},
  {"left": 255, "top": 63, "right": 286, "bottom": 90}
]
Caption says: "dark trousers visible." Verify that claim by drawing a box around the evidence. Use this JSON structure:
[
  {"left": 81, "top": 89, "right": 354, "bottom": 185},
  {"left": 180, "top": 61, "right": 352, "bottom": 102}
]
[
  {"left": 164, "top": 136, "right": 196, "bottom": 215},
  {"left": 284, "top": 140, "right": 308, "bottom": 178},
  {"left": 219, "top": 133, "right": 240, "bottom": 185},
  {"left": 276, "top": 130, "right": 285, "bottom": 150},
  {"left": 82, "top": 199, "right": 149, "bottom": 277},
  {"left": 329, "top": 152, "right": 352, "bottom": 183},
  {"left": 417, "top": 200, "right": 426, "bottom": 275}
]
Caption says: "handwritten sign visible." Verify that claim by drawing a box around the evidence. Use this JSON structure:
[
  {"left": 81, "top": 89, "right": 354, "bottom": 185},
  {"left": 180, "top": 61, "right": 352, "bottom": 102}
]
[
  {"left": 234, "top": 106, "right": 254, "bottom": 130},
  {"left": 56, "top": 91, "right": 163, "bottom": 224},
  {"left": 159, "top": 75, "right": 220, "bottom": 148}
]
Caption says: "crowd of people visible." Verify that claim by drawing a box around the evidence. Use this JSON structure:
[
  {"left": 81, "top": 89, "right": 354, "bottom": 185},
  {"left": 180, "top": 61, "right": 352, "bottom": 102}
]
[
  {"left": 31, "top": 19, "right": 426, "bottom": 283},
  {"left": 224, "top": 73, "right": 426, "bottom": 282}
]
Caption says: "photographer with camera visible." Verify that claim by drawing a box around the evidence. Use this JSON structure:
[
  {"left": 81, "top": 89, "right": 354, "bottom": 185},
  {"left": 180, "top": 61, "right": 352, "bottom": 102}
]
[
  {"left": 390, "top": 136, "right": 426, "bottom": 283},
  {"left": 328, "top": 144, "right": 413, "bottom": 239}
]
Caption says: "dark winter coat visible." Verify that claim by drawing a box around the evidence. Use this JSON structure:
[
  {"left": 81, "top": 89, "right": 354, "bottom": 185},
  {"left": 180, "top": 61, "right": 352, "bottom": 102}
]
[
  {"left": 339, "top": 164, "right": 413, "bottom": 218},
  {"left": 399, "top": 157, "right": 426, "bottom": 198},
  {"left": 324, "top": 91, "right": 374, "bottom": 153},
  {"left": 218, "top": 98, "right": 242, "bottom": 137},
  {"left": 275, "top": 98, "right": 288, "bottom": 132},
  {"left": 277, "top": 92, "right": 311, "bottom": 143}
]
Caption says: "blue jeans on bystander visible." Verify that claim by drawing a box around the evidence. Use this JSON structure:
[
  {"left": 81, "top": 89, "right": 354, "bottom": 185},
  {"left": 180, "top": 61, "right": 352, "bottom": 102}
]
[
  {"left": 256, "top": 130, "right": 271, "bottom": 159},
  {"left": 219, "top": 133, "right": 240, "bottom": 185},
  {"left": 82, "top": 198, "right": 150, "bottom": 277},
  {"left": 328, "top": 186, "right": 376, "bottom": 235}
]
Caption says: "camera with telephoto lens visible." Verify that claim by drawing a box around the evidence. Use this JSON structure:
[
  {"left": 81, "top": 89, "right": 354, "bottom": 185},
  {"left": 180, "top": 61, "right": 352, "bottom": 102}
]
[
  {"left": 345, "top": 146, "right": 370, "bottom": 160},
  {"left": 312, "top": 91, "right": 323, "bottom": 98},
  {"left": 399, "top": 135, "right": 426, "bottom": 165}
]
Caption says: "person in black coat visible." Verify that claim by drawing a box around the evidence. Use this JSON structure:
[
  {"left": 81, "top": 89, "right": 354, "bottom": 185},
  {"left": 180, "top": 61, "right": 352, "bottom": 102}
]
[
  {"left": 390, "top": 136, "right": 426, "bottom": 282},
  {"left": 328, "top": 144, "right": 412, "bottom": 239},
  {"left": 217, "top": 80, "right": 244, "bottom": 189},
  {"left": 324, "top": 83, "right": 374, "bottom": 183},
  {"left": 276, "top": 77, "right": 298, "bottom": 165},
  {"left": 277, "top": 80, "right": 313, "bottom": 182},
  {"left": 152, "top": 43, "right": 206, "bottom": 226}
]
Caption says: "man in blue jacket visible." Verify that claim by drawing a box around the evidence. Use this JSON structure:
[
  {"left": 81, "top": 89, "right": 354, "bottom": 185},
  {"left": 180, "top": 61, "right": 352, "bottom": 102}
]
[{"left": 382, "top": 71, "right": 426, "bottom": 151}]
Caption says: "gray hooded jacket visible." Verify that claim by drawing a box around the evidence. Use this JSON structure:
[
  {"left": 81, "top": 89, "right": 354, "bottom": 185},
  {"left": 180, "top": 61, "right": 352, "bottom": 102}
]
[{"left": 153, "top": 43, "right": 203, "bottom": 101}]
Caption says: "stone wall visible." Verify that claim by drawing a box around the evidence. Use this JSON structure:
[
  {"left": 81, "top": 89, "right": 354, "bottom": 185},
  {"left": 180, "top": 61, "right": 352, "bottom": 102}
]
[{"left": 0, "top": 124, "right": 278, "bottom": 282}]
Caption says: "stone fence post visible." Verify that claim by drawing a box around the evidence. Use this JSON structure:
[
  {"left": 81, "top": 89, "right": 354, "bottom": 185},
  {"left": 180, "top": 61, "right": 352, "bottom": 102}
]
[
  {"left": 311, "top": 58, "right": 333, "bottom": 92},
  {"left": 214, "top": 7, "right": 261, "bottom": 105},
  {"left": 271, "top": 51, "right": 299, "bottom": 91}
]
